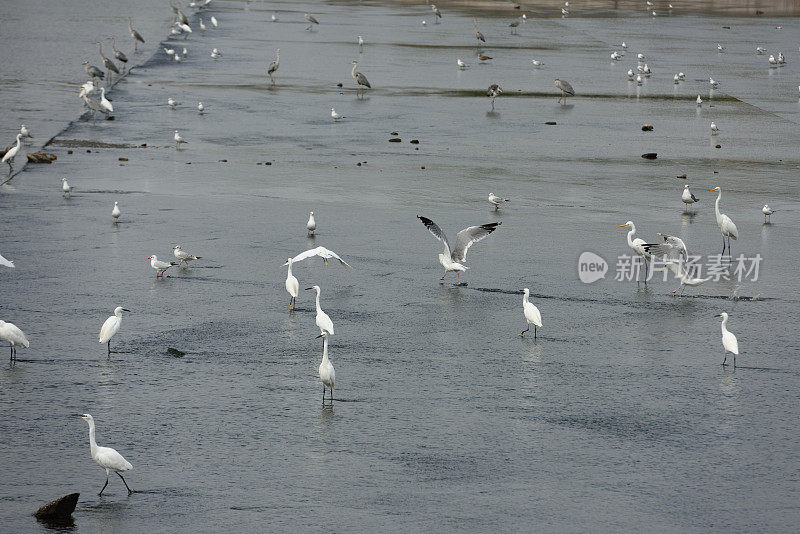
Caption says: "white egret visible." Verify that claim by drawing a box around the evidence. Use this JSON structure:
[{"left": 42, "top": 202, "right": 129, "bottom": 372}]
[
  {"left": 99, "top": 88, "right": 113, "bottom": 114},
  {"left": 357, "top": 35, "right": 364, "bottom": 49},
  {"left": 61, "top": 178, "right": 72, "bottom": 198},
  {"left": 285, "top": 246, "right": 352, "bottom": 268},
  {"left": 681, "top": 184, "right": 700, "bottom": 211},
  {"left": 762, "top": 204, "right": 776, "bottom": 223},
  {"left": 99, "top": 306, "right": 129, "bottom": 356},
  {"left": 331, "top": 108, "right": 344, "bottom": 121},
  {"left": 79, "top": 80, "right": 95, "bottom": 99},
  {"left": 148, "top": 255, "right": 178, "bottom": 277},
  {"left": 77, "top": 414, "right": 133, "bottom": 495},
  {"left": 417, "top": 216, "right": 501, "bottom": 284},
  {"left": 182, "top": 48, "right": 187, "bottom": 58},
  {"left": 519, "top": 288, "right": 542, "bottom": 338},
  {"left": 488, "top": 193, "right": 509, "bottom": 210},
  {"left": 0, "top": 253, "right": 14, "bottom": 268},
  {"left": 611, "top": 52, "right": 621, "bottom": 61},
  {"left": 306, "top": 285, "right": 334, "bottom": 336},
  {"left": 2, "top": 134, "right": 22, "bottom": 172},
  {"left": 306, "top": 212, "right": 316, "bottom": 235},
  {"left": 715, "top": 313, "right": 739, "bottom": 367},
  {"left": 709, "top": 187, "right": 738, "bottom": 255},
  {"left": 199, "top": 18, "right": 206, "bottom": 32},
  {"left": 618, "top": 221, "right": 650, "bottom": 284},
  {"left": 112, "top": 201, "right": 120, "bottom": 222},
  {"left": 211, "top": 16, "right": 218, "bottom": 27},
  {"left": 0, "top": 320, "right": 29, "bottom": 360},
  {"left": 267, "top": 49, "right": 280, "bottom": 84},
  {"left": 172, "top": 245, "right": 201, "bottom": 267},
  {"left": 316, "top": 332, "right": 335, "bottom": 405},
  {"left": 285, "top": 258, "right": 299, "bottom": 310},
  {"left": 174, "top": 130, "right": 187, "bottom": 149}
]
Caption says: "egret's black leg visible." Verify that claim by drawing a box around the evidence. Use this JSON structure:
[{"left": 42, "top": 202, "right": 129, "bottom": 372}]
[
  {"left": 722, "top": 353, "right": 727, "bottom": 366},
  {"left": 534, "top": 326, "right": 537, "bottom": 339},
  {"left": 519, "top": 325, "right": 529, "bottom": 337},
  {"left": 117, "top": 472, "right": 133, "bottom": 493},
  {"left": 99, "top": 476, "right": 109, "bottom": 496},
  {"left": 322, "top": 386, "right": 326, "bottom": 405}
]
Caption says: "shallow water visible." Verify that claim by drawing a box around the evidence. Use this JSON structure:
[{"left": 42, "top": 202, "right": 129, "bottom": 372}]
[{"left": 1, "top": 1, "right": 799, "bottom": 532}]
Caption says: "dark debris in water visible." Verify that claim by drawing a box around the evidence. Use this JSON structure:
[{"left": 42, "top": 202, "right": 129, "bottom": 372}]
[
  {"left": 167, "top": 347, "right": 187, "bottom": 357},
  {"left": 49, "top": 139, "right": 135, "bottom": 149}
]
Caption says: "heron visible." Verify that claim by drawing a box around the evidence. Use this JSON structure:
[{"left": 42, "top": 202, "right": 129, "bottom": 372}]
[
  {"left": 108, "top": 37, "right": 128, "bottom": 73},
  {"left": 317, "top": 332, "right": 336, "bottom": 405},
  {"left": 431, "top": 4, "right": 442, "bottom": 23},
  {"left": 709, "top": 187, "right": 738, "bottom": 256},
  {"left": 349, "top": 61, "right": 371, "bottom": 97},
  {"left": 99, "top": 306, "right": 129, "bottom": 356},
  {"left": 112, "top": 201, "right": 120, "bottom": 222},
  {"left": 0, "top": 320, "right": 29, "bottom": 361},
  {"left": 618, "top": 221, "right": 650, "bottom": 284},
  {"left": 486, "top": 84, "right": 502, "bottom": 110},
  {"left": 715, "top": 313, "right": 739, "bottom": 367},
  {"left": 127, "top": 18, "right": 145, "bottom": 53},
  {"left": 267, "top": 49, "right": 280, "bottom": 84},
  {"left": 306, "top": 285, "right": 334, "bottom": 338},
  {"left": 285, "top": 246, "right": 352, "bottom": 269},
  {"left": 682, "top": 184, "right": 699, "bottom": 211},
  {"left": 305, "top": 12, "right": 319, "bottom": 30},
  {"left": 554, "top": 78, "right": 574, "bottom": 104},
  {"left": 2, "top": 134, "right": 22, "bottom": 173},
  {"left": 509, "top": 18, "right": 520, "bottom": 34},
  {"left": 519, "top": 288, "right": 542, "bottom": 338},
  {"left": 92, "top": 42, "right": 119, "bottom": 84},
  {"left": 762, "top": 204, "right": 776, "bottom": 223},
  {"left": 171, "top": 3, "right": 189, "bottom": 25},
  {"left": 307, "top": 211, "right": 316, "bottom": 235},
  {"left": 417, "top": 216, "right": 501, "bottom": 284},
  {"left": 81, "top": 93, "right": 102, "bottom": 124},
  {"left": 77, "top": 414, "right": 134, "bottom": 495},
  {"left": 82, "top": 61, "right": 105, "bottom": 85},
  {"left": 285, "top": 258, "right": 299, "bottom": 310},
  {"left": 61, "top": 177, "right": 72, "bottom": 198},
  {"left": 148, "top": 255, "right": 178, "bottom": 278},
  {"left": 473, "top": 19, "right": 485, "bottom": 44}
]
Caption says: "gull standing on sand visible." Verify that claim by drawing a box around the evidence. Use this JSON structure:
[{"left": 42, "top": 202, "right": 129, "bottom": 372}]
[
  {"left": 715, "top": 313, "right": 739, "bottom": 367},
  {"left": 267, "top": 49, "right": 280, "bottom": 84},
  {"left": 618, "top": 221, "right": 650, "bottom": 284},
  {"left": 709, "top": 187, "right": 738, "bottom": 256},
  {"left": 61, "top": 178, "right": 72, "bottom": 198},
  {"left": 173, "top": 245, "right": 201, "bottom": 267},
  {"left": 488, "top": 193, "right": 509, "bottom": 210},
  {"left": 417, "top": 216, "right": 501, "bottom": 284},
  {"left": 285, "top": 258, "right": 299, "bottom": 310},
  {"left": 317, "top": 332, "right": 335, "bottom": 405},
  {"left": 306, "top": 211, "right": 316, "bottom": 235},
  {"left": 0, "top": 320, "right": 29, "bottom": 361},
  {"left": 682, "top": 184, "right": 699, "bottom": 211},
  {"left": 762, "top": 204, "right": 776, "bottom": 223},
  {"left": 2, "top": 134, "right": 22, "bottom": 173},
  {"left": 554, "top": 79, "right": 574, "bottom": 104},
  {"left": 285, "top": 246, "right": 352, "bottom": 268},
  {"left": 148, "top": 255, "right": 178, "bottom": 277},
  {"left": 174, "top": 130, "right": 187, "bottom": 149},
  {"left": 99, "top": 306, "right": 129, "bottom": 356},
  {"left": 519, "top": 288, "right": 542, "bottom": 338},
  {"left": 331, "top": 108, "right": 344, "bottom": 121},
  {"left": 77, "top": 414, "right": 134, "bottom": 495},
  {"left": 306, "top": 285, "right": 334, "bottom": 336},
  {"left": 112, "top": 201, "right": 120, "bottom": 222}
]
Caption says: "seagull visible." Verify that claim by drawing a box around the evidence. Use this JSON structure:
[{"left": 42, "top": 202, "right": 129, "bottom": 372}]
[
  {"left": 306, "top": 211, "right": 316, "bottom": 235},
  {"left": 477, "top": 53, "right": 493, "bottom": 61},
  {"left": 99, "top": 306, "right": 129, "bottom": 355},
  {"left": 710, "top": 121, "right": 720, "bottom": 134},
  {"left": 561, "top": 8, "right": 569, "bottom": 15},
  {"left": 148, "top": 255, "right": 178, "bottom": 278},
  {"left": 652, "top": 10, "right": 657, "bottom": 16},
  {"left": 637, "top": 53, "right": 645, "bottom": 61},
  {"left": 173, "top": 54, "right": 182, "bottom": 63},
  {"left": 756, "top": 46, "right": 766, "bottom": 54},
  {"left": 611, "top": 52, "right": 621, "bottom": 61},
  {"left": 0, "top": 253, "right": 14, "bottom": 268},
  {"left": 285, "top": 258, "right": 299, "bottom": 310},
  {"left": 681, "top": 184, "right": 700, "bottom": 211},
  {"left": 164, "top": 47, "right": 175, "bottom": 56},
  {"left": 112, "top": 201, "right": 121, "bottom": 222},
  {"left": 488, "top": 193, "right": 509, "bottom": 210},
  {"left": 673, "top": 73, "right": 680, "bottom": 84},
  {"left": 715, "top": 312, "right": 739, "bottom": 367},
  {"left": 174, "top": 130, "right": 187, "bottom": 149},
  {"left": 621, "top": 41, "right": 628, "bottom": 49},
  {"left": 211, "top": 48, "right": 222, "bottom": 59},
  {"left": 0, "top": 320, "right": 29, "bottom": 361},
  {"left": 331, "top": 107, "right": 344, "bottom": 121},
  {"left": 762, "top": 204, "right": 776, "bottom": 223},
  {"left": 99, "top": 88, "right": 113, "bottom": 114},
  {"left": 19, "top": 124, "right": 33, "bottom": 142},
  {"left": 271, "top": 13, "right": 278, "bottom": 22},
  {"left": 778, "top": 52, "right": 785, "bottom": 64},
  {"left": 422, "top": 20, "right": 427, "bottom": 26},
  {"left": 304, "top": 13, "right": 319, "bottom": 30},
  {"left": 168, "top": 97, "right": 180, "bottom": 109},
  {"left": 316, "top": 332, "right": 335, "bottom": 405},
  {"left": 679, "top": 72, "right": 685, "bottom": 80},
  {"left": 417, "top": 216, "right": 501, "bottom": 284},
  {"left": 769, "top": 54, "right": 777, "bottom": 65},
  {"left": 717, "top": 43, "right": 725, "bottom": 52},
  {"left": 431, "top": 4, "right": 442, "bottom": 23},
  {"left": 643, "top": 64, "right": 651, "bottom": 76},
  {"left": 285, "top": 246, "right": 352, "bottom": 268},
  {"left": 627, "top": 68, "right": 634, "bottom": 79},
  {"left": 211, "top": 16, "right": 218, "bottom": 27},
  {"left": 696, "top": 95, "right": 703, "bottom": 106},
  {"left": 357, "top": 35, "right": 364, "bottom": 49},
  {"left": 532, "top": 59, "right": 544, "bottom": 67},
  {"left": 519, "top": 288, "right": 542, "bottom": 338},
  {"left": 198, "top": 102, "right": 204, "bottom": 114},
  {"left": 486, "top": 84, "right": 502, "bottom": 110},
  {"left": 172, "top": 245, "right": 201, "bottom": 267},
  {"left": 182, "top": 48, "right": 188, "bottom": 58},
  {"left": 709, "top": 77, "right": 719, "bottom": 88},
  {"left": 199, "top": 18, "right": 206, "bottom": 32},
  {"left": 457, "top": 58, "right": 469, "bottom": 69},
  {"left": 61, "top": 178, "right": 72, "bottom": 198},
  {"left": 636, "top": 73, "right": 643, "bottom": 85},
  {"left": 306, "top": 285, "right": 334, "bottom": 336},
  {"left": 2, "top": 134, "right": 22, "bottom": 172},
  {"left": 77, "top": 414, "right": 134, "bottom": 495}
]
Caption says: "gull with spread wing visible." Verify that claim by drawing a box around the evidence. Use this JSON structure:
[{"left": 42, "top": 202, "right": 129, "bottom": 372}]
[
  {"left": 417, "top": 216, "right": 501, "bottom": 284},
  {"left": 284, "top": 246, "right": 352, "bottom": 268}
]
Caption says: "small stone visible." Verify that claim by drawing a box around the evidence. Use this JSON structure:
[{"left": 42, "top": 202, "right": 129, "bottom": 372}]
[
  {"left": 641, "top": 153, "right": 657, "bottom": 159},
  {"left": 86, "top": 149, "right": 91, "bottom": 153},
  {"left": 677, "top": 173, "right": 687, "bottom": 179},
  {"left": 545, "top": 121, "right": 557, "bottom": 125},
  {"left": 167, "top": 347, "right": 186, "bottom": 357},
  {"left": 67, "top": 150, "right": 73, "bottom": 154},
  {"left": 118, "top": 157, "right": 128, "bottom": 161},
  {"left": 715, "top": 144, "right": 721, "bottom": 148},
  {"left": 265, "top": 161, "right": 272, "bottom": 165},
  {"left": 35, "top": 493, "right": 79, "bottom": 520},
  {"left": 140, "top": 143, "right": 147, "bottom": 147},
  {"left": 337, "top": 83, "right": 343, "bottom": 88},
  {"left": 257, "top": 162, "right": 262, "bottom": 165},
  {"left": 642, "top": 124, "right": 654, "bottom": 131},
  {"left": 415, "top": 147, "right": 419, "bottom": 150},
  {"left": 391, "top": 132, "right": 398, "bottom": 135},
  {"left": 26, "top": 152, "right": 57, "bottom": 163},
  {"left": 389, "top": 138, "right": 401, "bottom": 142},
  {"left": 357, "top": 162, "right": 362, "bottom": 166},
  {"left": 186, "top": 162, "right": 191, "bottom": 164},
  {"left": 410, "top": 139, "right": 419, "bottom": 144},
  {"left": 421, "top": 165, "right": 426, "bottom": 169},
  {"left": 105, "top": 115, "right": 115, "bottom": 121},
  {"left": 219, "top": 159, "right": 227, "bottom": 162}
]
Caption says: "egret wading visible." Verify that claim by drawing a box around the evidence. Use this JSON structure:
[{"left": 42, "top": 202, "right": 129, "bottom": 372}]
[
  {"left": 618, "top": 221, "right": 650, "bottom": 284},
  {"left": 0, "top": 320, "right": 29, "bottom": 361},
  {"left": 554, "top": 78, "right": 574, "bottom": 104},
  {"left": 709, "top": 187, "right": 738, "bottom": 256},
  {"left": 417, "top": 216, "right": 501, "bottom": 284},
  {"left": 306, "top": 285, "right": 334, "bottom": 338},
  {"left": 285, "top": 258, "right": 299, "bottom": 310},
  {"left": 519, "top": 288, "right": 542, "bottom": 338},
  {"left": 715, "top": 313, "right": 739, "bottom": 367},
  {"left": 77, "top": 414, "right": 134, "bottom": 495},
  {"left": 350, "top": 61, "right": 371, "bottom": 97},
  {"left": 2, "top": 134, "right": 22, "bottom": 173},
  {"left": 99, "top": 306, "right": 129, "bottom": 356},
  {"left": 317, "top": 332, "right": 335, "bottom": 405}
]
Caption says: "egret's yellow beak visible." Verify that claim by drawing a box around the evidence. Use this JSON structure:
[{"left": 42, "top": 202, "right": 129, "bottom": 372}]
[{"left": 618, "top": 224, "right": 628, "bottom": 228}]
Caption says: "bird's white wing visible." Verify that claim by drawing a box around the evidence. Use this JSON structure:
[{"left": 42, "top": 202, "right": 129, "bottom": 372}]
[
  {"left": 288, "top": 246, "right": 325, "bottom": 264},
  {"left": 452, "top": 222, "right": 502, "bottom": 262},
  {"left": 95, "top": 446, "right": 133, "bottom": 471},
  {"left": 324, "top": 249, "right": 353, "bottom": 269},
  {"left": 643, "top": 234, "right": 687, "bottom": 262},
  {"left": 99, "top": 316, "right": 117, "bottom": 342},
  {"left": 721, "top": 215, "right": 738, "bottom": 239},
  {"left": 417, "top": 216, "right": 452, "bottom": 258},
  {"left": 0, "top": 253, "right": 14, "bottom": 268}
]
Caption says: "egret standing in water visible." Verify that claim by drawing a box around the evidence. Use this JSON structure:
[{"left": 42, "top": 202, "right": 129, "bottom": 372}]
[
  {"left": 2, "top": 134, "right": 22, "bottom": 173},
  {"left": 267, "top": 49, "right": 280, "bottom": 84},
  {"left": 349, "top": 61, "right": 371, "bottom": 97},
  {"left": 554, "top": 78, "right": 574, "bottom": 104},
  {"left": 0, "top": 320, "right": 29, "bottom": 361},
  {"left": 417, "top": 216, "right": 501, "bottom": 284},
  {"left": 709, "top": 187, "right": 738, "bottom": 256},
  {"left": 112, "top": 201, "right": 120, "bottom": 222},
  {"left": 519, "top": 288, "right": 542, "bottom": 338},
  {"left": 127, "top": 18, "right": 145, "bottom": 53},
  {"left": 715, "top": 313, "right": 739, "bottom": 367},
  {"left": 77, "top": 414, "right": 134, "bottom": 495},
  {"left": 316, "top": 332, "right": 335, "bottom": 405},
  {"left": 306, "top": 285, "right": 334, "bottom": 337},
  {"left": 618, "top": 221, "right": 650, "bottom": 284},
  {"left": 306, "top": 211, "right": 316, "bottom": 235},
  {"left": 285, "top": 258, "right": 299, "bottom": 310},
  {"left": 681, "top": 184, "right": 699, "bottom": 211},
  {"left": 99, "top": 306, "right": 129, "bottom": 356}
]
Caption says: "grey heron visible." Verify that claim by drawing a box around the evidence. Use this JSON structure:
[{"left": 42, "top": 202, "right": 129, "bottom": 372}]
[
  {"left": 554, "top": 78, "right": 574, "bottom": 104},
  {"left": 431, "top": 4, "right": 442, "bottom": 23},
  {"left": 91, "top": 42, "right": 119, "bottom": 84},
  {"left": 305, "top": 13, "right": 319, "bottom": 30},
  {"left": 127, "top": 18, "right": 145, "bottom": 53},
  {"left": 509, "top": 18, "right": 521, "bottom": 34},
  {"left": 486, "top": 84, "right": 502, "bottom": 110},
  {"left": 350, "top": 61, "right": 371, "bottom": 97},
  {"left": 267, "top": 49, "right": 280, "bottom": 84},
  {"left": 81, "top": 93, "right": 102, "bottom": 124},
  {"left": 82, "top": 60, "right": 105, "bottom": 84},
  {"left": 109, "top": 37, "right": 128, "bottom": 73},
  {"left": 473, "top": 19, "right": 485, "bottom": 43},
  {"left": 171, "top": 3, "right": 189, "bottom": 25}
]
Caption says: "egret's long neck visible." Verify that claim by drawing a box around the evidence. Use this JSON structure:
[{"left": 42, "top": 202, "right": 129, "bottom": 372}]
[
  {"left": 287, "top": 262, "right": 293, "bottom": 277},
  {"left": 14, "top": 136, "right": 21, "bottom": 149},
  {"left": 321, "top": 337, "right": 329, "bottom": 362},
  {"left": 87, "top": 421, "right": 98, "bottom": 455},
  {"left": 523, "top": 291, "right": 529, "bottom": 304},
  {"left": 315, "top": 288, "right": 321, "bottom": 310},
  {"left": 627, "top": 227, "right": 636, "bottom": 247},
  {"left": 720, "top": 316, "right": 728, "bottom": 333},
  {"left": 715, "top": 190, "right": 722, "bottom": 218}
]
